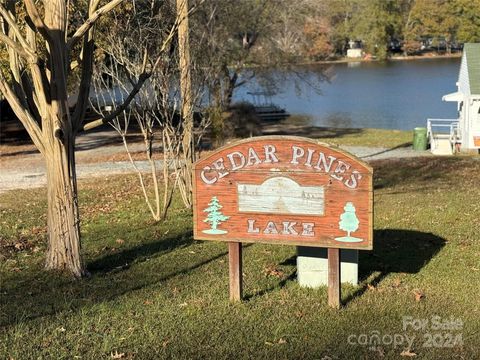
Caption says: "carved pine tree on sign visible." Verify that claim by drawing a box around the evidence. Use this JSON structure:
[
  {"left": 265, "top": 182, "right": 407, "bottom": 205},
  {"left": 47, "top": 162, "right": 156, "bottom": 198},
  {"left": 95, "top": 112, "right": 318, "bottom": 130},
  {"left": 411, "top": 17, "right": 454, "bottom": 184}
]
[
  {"left": 203, "top": 196, "right": 230, "bottom": 234},
  {"left": 335, "top": 202, "right": 362, "bottom": 243}
]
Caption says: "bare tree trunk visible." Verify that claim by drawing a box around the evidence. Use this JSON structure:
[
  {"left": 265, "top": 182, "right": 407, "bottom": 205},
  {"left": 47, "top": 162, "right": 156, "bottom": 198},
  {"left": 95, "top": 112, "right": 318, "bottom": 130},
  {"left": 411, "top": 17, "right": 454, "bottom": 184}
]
[
  {"left": 177, "top": 0, "right": 194, "bottom": 208},
  {"left": 0, "top": 0, "right": 132, "bottom": 277},
  {"left": 44, "top": 131, "right": 84, "bottom": 277},
  {"left": 43, "top": 0, "right": 84, "bottom": 276}
]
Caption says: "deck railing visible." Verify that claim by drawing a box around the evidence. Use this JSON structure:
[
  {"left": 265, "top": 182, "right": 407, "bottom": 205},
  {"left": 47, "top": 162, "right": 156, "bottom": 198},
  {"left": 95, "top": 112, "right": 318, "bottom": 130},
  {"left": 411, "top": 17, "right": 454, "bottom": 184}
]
[{"left": 427, "top": 118, "right": 460, "bottom": 150}]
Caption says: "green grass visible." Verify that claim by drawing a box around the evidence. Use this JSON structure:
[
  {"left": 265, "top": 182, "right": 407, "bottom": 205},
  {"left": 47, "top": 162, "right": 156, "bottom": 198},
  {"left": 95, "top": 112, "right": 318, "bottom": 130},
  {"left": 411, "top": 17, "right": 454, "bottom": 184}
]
[
  {"left": 317, "top": 127, "right": 412, "bottom": 148},
  {"left": 264, "top": 116, "right": 413, "bottom": 148},
  {"left": 1, "top": 157, "right": 480, "bottom": 359}
]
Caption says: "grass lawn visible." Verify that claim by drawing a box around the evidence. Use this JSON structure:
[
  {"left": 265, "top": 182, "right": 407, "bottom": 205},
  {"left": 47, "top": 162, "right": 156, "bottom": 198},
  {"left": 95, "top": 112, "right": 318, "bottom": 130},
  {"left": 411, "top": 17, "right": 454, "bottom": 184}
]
[
  {"left": 316, "top": 127, "right": 412, "bottom": 148},
  {"left": 1, "top": 156, "right": 479, "bottom": 359},
  {"left": 259, "top": 116, "right": 413, "bottom": 148}
]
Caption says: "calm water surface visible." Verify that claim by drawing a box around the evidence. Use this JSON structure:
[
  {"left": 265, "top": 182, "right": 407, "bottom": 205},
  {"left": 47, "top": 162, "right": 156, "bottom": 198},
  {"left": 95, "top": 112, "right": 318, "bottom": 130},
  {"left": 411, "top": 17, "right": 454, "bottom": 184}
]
[{"left": 235, "top": 58, "right": 461, "bottom": 131}]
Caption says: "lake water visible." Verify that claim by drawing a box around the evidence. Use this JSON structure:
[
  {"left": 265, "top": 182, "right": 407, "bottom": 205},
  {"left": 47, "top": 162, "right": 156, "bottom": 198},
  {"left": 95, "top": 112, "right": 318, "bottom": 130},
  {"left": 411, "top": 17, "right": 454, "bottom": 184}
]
[{"left": 234, "top": 58, "right": 461, "bottom": 131}]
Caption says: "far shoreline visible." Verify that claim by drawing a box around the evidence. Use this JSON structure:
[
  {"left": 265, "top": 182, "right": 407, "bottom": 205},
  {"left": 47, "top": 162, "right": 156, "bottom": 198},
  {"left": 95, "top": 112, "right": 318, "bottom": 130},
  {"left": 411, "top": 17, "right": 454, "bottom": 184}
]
[{"left": 302, "top": 52, "right": 462, "bottom": 66}]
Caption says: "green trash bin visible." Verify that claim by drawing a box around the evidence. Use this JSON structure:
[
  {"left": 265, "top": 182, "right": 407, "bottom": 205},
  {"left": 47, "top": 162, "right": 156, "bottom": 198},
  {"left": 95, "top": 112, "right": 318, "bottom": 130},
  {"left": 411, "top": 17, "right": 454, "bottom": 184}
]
[{"left": 413, "top": 127, "right": 428, "bottom": 151}]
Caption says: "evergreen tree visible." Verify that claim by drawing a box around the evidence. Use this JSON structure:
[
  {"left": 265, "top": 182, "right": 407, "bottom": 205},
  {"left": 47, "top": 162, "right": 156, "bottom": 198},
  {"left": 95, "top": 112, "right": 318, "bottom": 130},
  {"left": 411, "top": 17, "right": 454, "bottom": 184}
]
[
  {"left": 203, "top": 196, "right": 230, "bottom": 233},
  {"left": 339, "top": 202, "right": 359, "bottom": 237}
]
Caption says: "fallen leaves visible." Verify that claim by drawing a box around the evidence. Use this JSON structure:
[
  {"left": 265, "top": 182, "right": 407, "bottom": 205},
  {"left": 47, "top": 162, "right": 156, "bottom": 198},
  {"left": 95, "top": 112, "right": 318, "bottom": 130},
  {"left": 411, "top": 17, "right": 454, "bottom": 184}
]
[
  {"left": 295, "top": 310, "right": 306, "bottom": 319},
  {"left": 265, "top": 338, "right": 287, "bottom": 346},
  {"left": 264, "top": 265, "right": 284, "bottom": 278},
  {"left": 100, "top": 246, "right": 118, "bottom": 253},
  {"left": 392, "top": 278, "right": 402, "bottom": 288},
  {"left": 2, "top": 235, "right": 42, "bottom": 256},
  {"left": 162, "top": 338, "right": 171, "bottom": 348},
  {"left": 110, "top": 350, "right": 125, "bottom": 359},
  {"left": 366, "top": 283, "right": 384, "bottom": 293},
  {"left": 400, "top": 349, "right": 417, "bottom": 357},
  {"left": 412, "top": 289, "right": 425, "bottom": 302}
]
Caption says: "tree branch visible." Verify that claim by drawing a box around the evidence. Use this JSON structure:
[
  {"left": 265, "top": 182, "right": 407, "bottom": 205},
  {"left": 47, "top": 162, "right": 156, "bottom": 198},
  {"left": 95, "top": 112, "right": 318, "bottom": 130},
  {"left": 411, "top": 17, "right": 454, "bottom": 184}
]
[
  {"left": 24, "top": 0, "right": 53, "bottom": 43},
  {"left": 67, "top": 0, "right": 125, "bottom": 51},
  {"left": 0, "top": 4, "right": 34, "bottom": 53},
  {"left": 26, "top": 21, "right": 50, "bottom": 120},
  {"left": 82, "top": 72, "right": 152, "bottom": 131},
  {"left": 72, "top": 31, "right": 95, "bottom": 132},
  {"left": 20, "top": 68, "right": 42, "bottom": 122},
  {"left": 71, "top": 0, "right": 109, "bottom": 132},
  {"left": 0, "top": 72, "right": 45, "bottom": 154},
  {"left": 83, "top": 9, "right": 183, "bottom": 132},
  {"left": 0, "top": 32, "right": 35, "bottom": 60}
]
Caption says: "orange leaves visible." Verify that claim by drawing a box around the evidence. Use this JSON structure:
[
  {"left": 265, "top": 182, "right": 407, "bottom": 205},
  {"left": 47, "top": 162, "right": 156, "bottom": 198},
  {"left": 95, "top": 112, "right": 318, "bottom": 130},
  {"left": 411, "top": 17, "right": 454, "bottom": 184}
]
[
  {"left": 413, "top": 289, "right": 425, "bottom": 302},
  {"left": 400, "top": 349, "right": 417, "bottom": 357},
  {"left": 263, "top": 264, "right": 284, "bottom": 278}
]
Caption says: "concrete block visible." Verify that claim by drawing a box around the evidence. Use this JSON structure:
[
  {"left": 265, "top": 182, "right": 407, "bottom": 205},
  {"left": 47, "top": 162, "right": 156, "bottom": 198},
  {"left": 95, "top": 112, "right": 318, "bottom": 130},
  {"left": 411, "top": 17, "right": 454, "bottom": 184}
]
[{"left": 297, "top": 246, "right": 358, "bottom": 288}]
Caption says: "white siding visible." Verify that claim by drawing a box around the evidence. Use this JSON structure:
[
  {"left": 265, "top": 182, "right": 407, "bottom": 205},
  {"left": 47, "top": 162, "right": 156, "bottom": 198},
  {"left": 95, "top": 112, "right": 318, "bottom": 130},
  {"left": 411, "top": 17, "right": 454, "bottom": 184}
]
[
  {"left": 471, "top": 98, "right": 480, "bottom": 149},
  {"left": 458, "top": 55, "right": 471, "bottom": 95}
]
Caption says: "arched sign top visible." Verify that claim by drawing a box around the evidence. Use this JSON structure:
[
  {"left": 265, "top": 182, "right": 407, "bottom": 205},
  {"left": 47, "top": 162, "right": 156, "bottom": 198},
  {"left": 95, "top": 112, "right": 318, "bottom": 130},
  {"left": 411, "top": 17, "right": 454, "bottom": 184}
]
[
  {"left": 193, "top": 136, "right": 373, "bottom": 250},
  {"left": 195, "top": 135, "right": 372, "bottom": 171}
]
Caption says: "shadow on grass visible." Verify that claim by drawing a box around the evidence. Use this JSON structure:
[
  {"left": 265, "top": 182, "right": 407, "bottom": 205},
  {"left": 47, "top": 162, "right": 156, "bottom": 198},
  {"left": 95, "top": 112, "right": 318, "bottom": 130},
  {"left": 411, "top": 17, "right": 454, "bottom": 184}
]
[
  {"left": 244, "top": 271, "right": 297, "bottom": 301},
  {"left": 0, "top": 228, "right": 446, "bottom": 326},
  {"left": 372, "top": 157, "right": 470, "bottom": 191},
  {"left": 87, "top": 230, "right": 193, "bottom": 274},
  {"left": 359, "top": 141, "right": 413, "bottom": 159},
  {"left": 0, "top": 120, "right": 141, "bottom": 156},
  {"left": 240, "top": 229, "right": 445, "bottom": 305},
  {"left": 260, "top": 123, "right": 364, "bottom": 139},
  {"left": 343, "top": 229, "right": 446, "bottom": 306},
  {"left": 0, "top": 231, "right": 228, "bottom": 327}
]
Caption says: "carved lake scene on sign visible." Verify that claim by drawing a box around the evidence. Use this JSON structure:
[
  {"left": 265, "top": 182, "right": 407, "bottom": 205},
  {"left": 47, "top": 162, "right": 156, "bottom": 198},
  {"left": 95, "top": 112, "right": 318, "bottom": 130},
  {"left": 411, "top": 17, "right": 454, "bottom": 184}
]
[
  {"left": 238, "top": 177, "right": 325, "bottom": 215},
  {"left": 193, "top": 136, "right": 373, "bottom": 250}
]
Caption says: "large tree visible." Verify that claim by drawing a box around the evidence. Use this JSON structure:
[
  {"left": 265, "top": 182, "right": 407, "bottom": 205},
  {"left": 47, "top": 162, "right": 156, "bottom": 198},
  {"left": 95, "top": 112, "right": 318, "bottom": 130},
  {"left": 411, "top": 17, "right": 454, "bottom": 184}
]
[
  {"left": 0, "top": 0, "right": 178, "bottom": 277},
  {"left": 401, "top": 0, "right": 458, "bottom": 52},
  {"left": 452, "top": 0, "right": 480, "bottom": 44},
  {"left": 190, "top": 0, "right": 330, "bottom": 143}
]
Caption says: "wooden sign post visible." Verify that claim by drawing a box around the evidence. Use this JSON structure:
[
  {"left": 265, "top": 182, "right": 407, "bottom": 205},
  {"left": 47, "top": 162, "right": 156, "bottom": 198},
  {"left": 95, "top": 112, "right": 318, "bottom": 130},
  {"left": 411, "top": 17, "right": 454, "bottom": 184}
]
[{"left": 193, "top": 136, "right": 373, "bottom": 307}]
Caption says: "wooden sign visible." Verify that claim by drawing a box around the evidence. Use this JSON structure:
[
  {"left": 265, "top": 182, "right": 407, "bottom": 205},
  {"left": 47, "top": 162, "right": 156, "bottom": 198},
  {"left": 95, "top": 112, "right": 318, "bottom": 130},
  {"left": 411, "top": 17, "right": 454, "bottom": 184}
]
[
  {"left": 194, "top": 136, "right": 373, "bottom": 248},
  {"left": 193, "top": 136, "right": 373, "bottom": 306}
]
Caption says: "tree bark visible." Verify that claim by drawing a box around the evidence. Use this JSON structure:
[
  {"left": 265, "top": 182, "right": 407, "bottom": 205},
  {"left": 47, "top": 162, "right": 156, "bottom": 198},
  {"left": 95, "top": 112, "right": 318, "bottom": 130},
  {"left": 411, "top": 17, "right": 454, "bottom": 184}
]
[
  {"left": 177, "top": 0, "right": 194, "bottom": 208},
  {"left": 44, "top": 128, "right": 84, "bottom": 277},
  {"left": 43, "top": 0, "right": 84, "bottom": 277}
]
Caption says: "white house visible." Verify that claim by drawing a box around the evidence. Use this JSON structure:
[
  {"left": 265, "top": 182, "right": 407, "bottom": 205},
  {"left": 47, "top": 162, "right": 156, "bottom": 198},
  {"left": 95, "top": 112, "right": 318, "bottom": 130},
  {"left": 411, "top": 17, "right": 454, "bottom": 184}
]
[{"left": 436, "top": 43, "right": 480, "bottom": 153}]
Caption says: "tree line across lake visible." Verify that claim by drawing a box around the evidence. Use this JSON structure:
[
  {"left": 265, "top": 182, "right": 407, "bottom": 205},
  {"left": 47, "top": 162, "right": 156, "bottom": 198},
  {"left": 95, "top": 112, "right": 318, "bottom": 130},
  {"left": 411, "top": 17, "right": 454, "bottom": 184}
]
[{"left": 242, "top": 0, "right": 480, "bottom": 61}]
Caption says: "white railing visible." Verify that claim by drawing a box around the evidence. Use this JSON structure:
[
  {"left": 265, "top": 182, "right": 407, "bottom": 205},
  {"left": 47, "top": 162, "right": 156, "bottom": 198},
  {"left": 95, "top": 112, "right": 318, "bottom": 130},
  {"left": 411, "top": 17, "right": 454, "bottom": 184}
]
[{"left": 427, "top": 118, "right": 460, "bottom": 151}]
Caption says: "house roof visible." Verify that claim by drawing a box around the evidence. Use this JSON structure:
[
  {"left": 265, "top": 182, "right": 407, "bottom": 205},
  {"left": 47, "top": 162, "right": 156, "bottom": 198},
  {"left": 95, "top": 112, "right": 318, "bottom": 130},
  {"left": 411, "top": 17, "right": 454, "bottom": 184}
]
[
  {"left": 464, "top": 43, "right": 480, "bottom": 95},
  {"left": 442, "top": 91, "right": 463, "bottom": 102}
]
